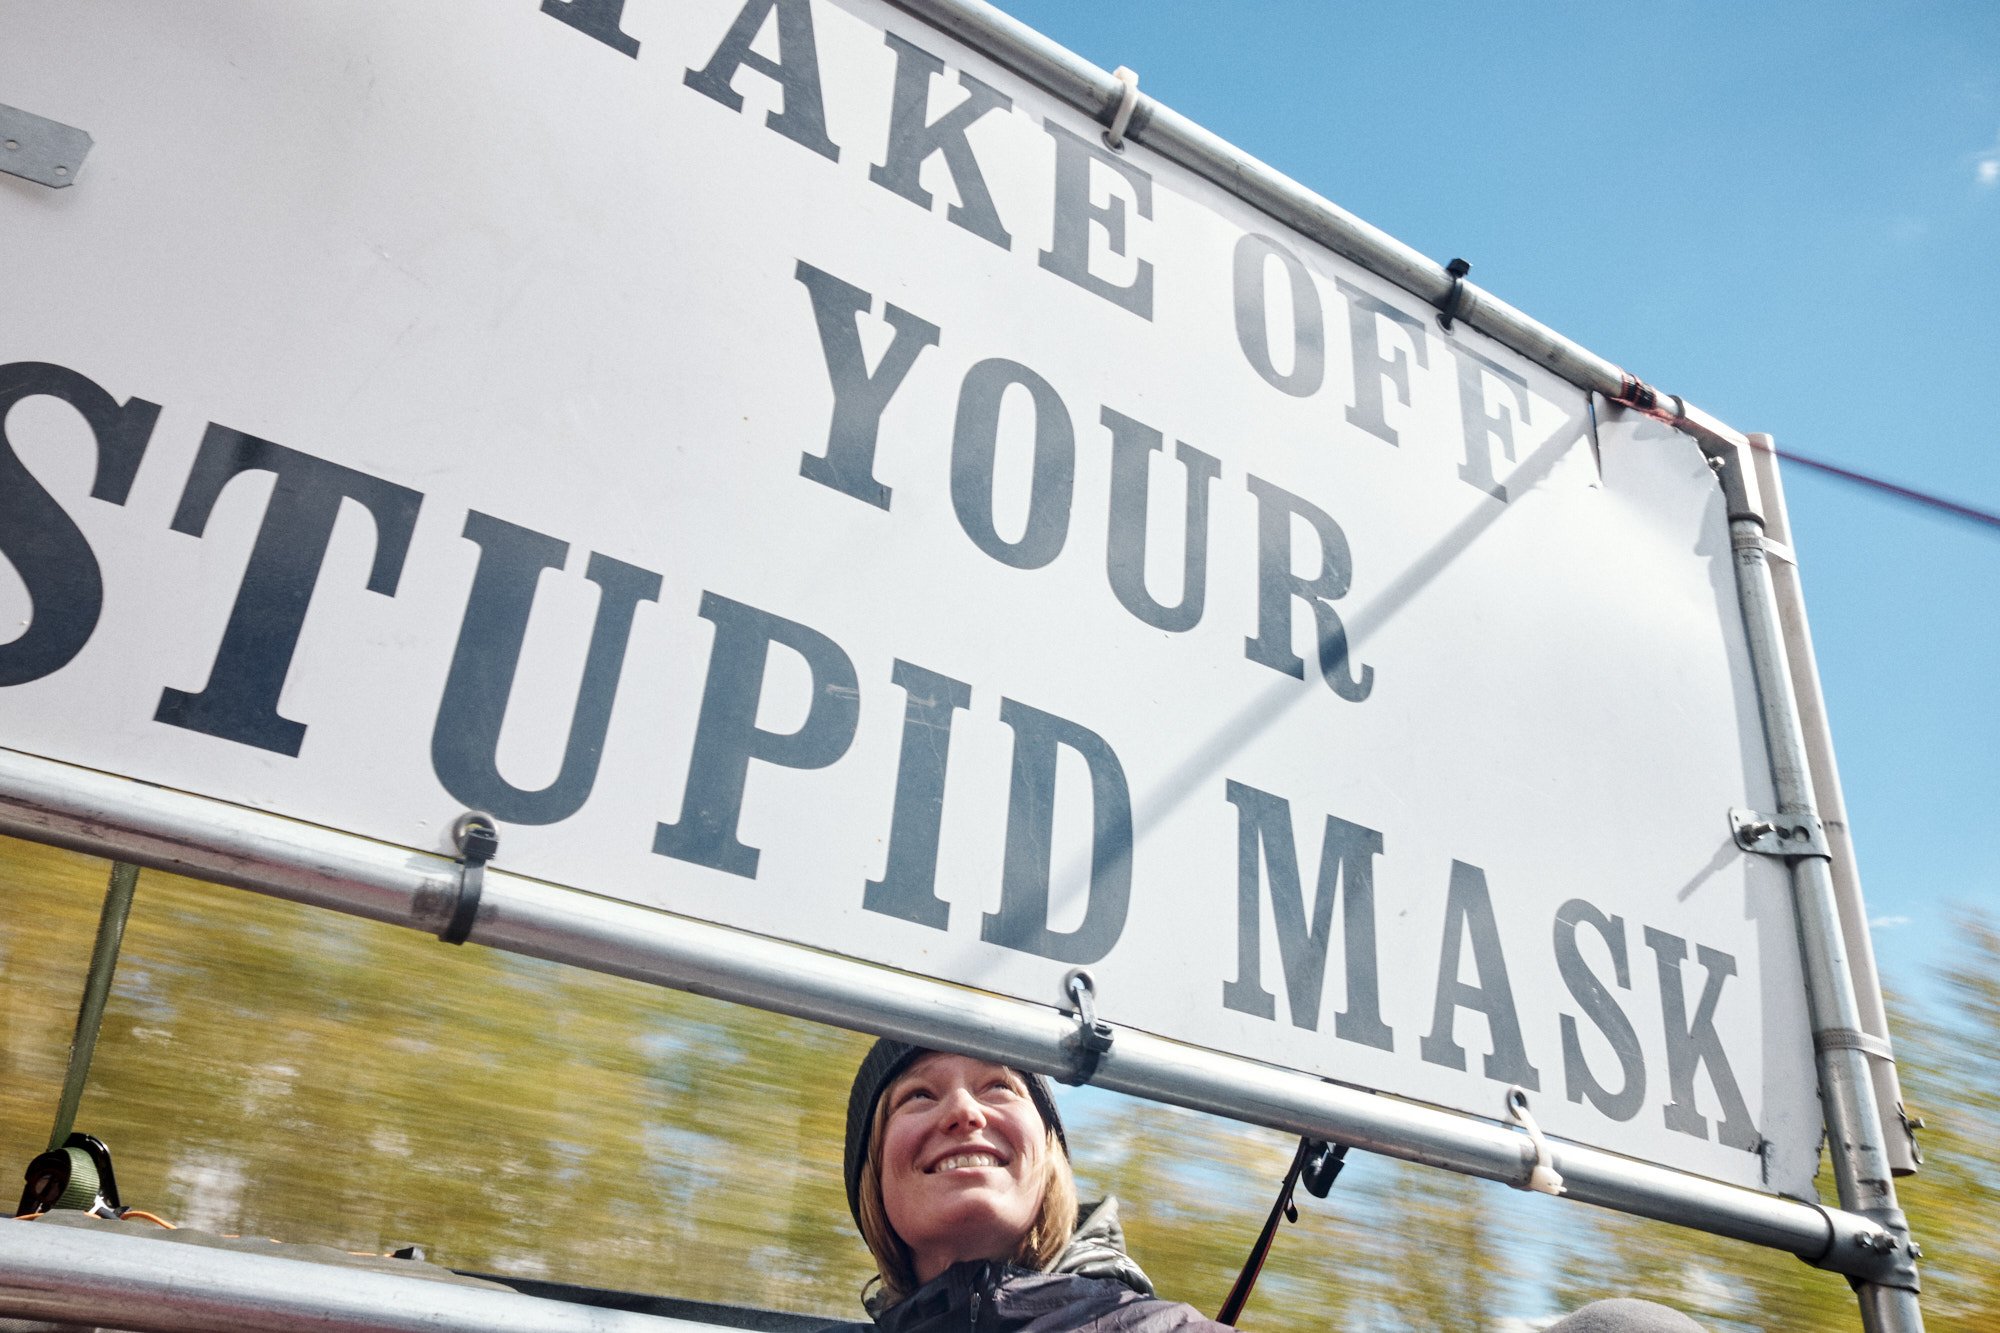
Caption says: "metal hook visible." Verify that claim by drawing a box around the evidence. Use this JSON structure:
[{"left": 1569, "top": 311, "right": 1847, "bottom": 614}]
[{"left": 1060, "top": 969, "right": 1115, "bottom": 1085}]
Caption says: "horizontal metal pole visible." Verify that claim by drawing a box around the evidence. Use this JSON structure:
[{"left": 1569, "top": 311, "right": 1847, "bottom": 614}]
[
  {"left": 0, "top": 1218, "right": 708, "bottom": 1333},
  {"left": 0, "top": 747, "right": 1906, "bottom": 1283},
  {"left": 888, "top": 0, "right": 1740, "bottom": 445}
]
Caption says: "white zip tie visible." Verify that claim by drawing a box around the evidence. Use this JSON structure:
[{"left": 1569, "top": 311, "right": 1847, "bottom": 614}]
[
  {"left": 1102, "top": 66, "right": 1140, "bottom": 150},
  {"left": 1504, "top": 1086, "right": 1567, "bottom": 1196}
]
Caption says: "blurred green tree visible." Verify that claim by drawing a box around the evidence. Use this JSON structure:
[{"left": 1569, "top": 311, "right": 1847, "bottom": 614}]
[
  {"left": 4, "top": 834, "right": 1988, "bottom": 1331},
  {"left": 1551, "top": 916, "right": 2000, "bottom": 1332},
  {"left": 1890, "top": 913, "right": 2000, "bottom": 1331}
]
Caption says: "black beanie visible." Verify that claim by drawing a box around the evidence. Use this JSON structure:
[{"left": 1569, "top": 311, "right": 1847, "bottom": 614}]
[{"left": 842, "top": 1038, "right": 1068, "bottom": 1229}]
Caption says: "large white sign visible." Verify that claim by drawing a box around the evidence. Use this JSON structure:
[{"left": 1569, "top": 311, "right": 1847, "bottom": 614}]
[{"left": 0, "top": 0, "right": 1818, "bottom": 1193}]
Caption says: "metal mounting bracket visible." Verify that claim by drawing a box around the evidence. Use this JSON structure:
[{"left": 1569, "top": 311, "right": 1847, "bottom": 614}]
[
  {"left": 0, "top": 104, "right": 92, "bottom": 188},
  {"left": 1813, "top": 1026, "right": 1896, "bottom": 1062},
  {"left": 1797, "top": 1201, "right": 1923, "bottom": 1289},
  {"left": 1729, "top": 807, "right": 1829, "bottom": 859}
]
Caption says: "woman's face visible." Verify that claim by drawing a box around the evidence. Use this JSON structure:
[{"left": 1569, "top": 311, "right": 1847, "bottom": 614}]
[{"left": 877, "top": 1053, "right": 1048, "bottom": 1284}]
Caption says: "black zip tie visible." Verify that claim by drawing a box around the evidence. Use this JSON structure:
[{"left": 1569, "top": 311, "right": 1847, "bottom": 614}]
[
  {"left": 1436, "top": 257, "right": 1472, "bottom": 332},
  {"left": 440, "top": 812, "right": 498, "bottom": 945},
  {"left": 1059, "top": 969, "right": 1114, "bottom": 1085}
]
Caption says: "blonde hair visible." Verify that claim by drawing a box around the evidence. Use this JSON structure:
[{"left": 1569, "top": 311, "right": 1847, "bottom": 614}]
[{"left": 855, "top": 1068, "right": 1077, "bottom": 1306}]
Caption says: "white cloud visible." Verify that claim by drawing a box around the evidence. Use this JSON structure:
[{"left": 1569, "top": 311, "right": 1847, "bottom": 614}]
[
  {"left": 1977, "top": 129, "right": 2000, "bottom": 187},
  {"left": 1871, "top": 914, "right": 1911, "bottom": 930}
]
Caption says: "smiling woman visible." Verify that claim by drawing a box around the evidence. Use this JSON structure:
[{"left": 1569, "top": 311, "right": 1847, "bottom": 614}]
[
  {"left": 843, "top": 1039, "right": 1225, "bottom": 1333},
  {"left": 839, "top": 1040, "right": 1711, "bottom": 1332},
  {"left": 871, "top": 1054, "right": 1062, "bottom": 1284}
]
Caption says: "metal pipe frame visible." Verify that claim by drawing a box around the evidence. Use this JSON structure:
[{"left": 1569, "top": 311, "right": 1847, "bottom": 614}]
[
  {"left": 1706, "top": 442, "right": 1923, "bottom": 1331},
  {"left": 1747, "top": 434, "right": 1918, "bottom": 1177},
  {"left": 0, "top": 8, "right": 1922, "bottom": 1328},
  {"left": 873, "top": 8, "right": 1926, "bottom": 1323},
  {"left": 0, "top": 1218, "right": 707, "bottom": 1333},
  {"left": 891, "top": 0, "right": 1648, "bottom": 407},
  {"left": 0, "top": 746, "right": 1908, "bottom": 1288}
]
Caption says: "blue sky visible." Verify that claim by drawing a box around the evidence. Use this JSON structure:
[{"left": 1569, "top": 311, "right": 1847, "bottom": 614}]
[{"left": 995, "top": 0, "right": 2000, "bottom": 1018}]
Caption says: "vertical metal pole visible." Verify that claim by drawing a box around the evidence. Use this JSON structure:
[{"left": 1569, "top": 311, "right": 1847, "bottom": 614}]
[
  {"left": 1747, "top": 433, "right": 1919, "bottom": 1176},
  {"left": 47, "top": 861, "right": 139, "bottom": 1151},
  {"left": 1711, "top": 442, "right": 1923, "bottom": 1332}
]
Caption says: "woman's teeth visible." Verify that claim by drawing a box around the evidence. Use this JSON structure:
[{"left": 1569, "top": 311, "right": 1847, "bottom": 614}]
[{"left": 932, "top": 1153, "right": 1002, "bottom": 1171}]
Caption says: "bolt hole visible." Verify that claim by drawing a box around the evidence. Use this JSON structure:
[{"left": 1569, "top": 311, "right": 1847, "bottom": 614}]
[
  {"left": 3, "top": 140, "right": 19, "bottom": 151},
  {"left": 54, "top": 165, "right": 67, "bottom": 175}
]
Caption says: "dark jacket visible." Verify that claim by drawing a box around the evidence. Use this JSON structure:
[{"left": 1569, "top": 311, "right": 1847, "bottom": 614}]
[{"left": 868, "top": 1200, "right": 1231, "bottom": 1333}]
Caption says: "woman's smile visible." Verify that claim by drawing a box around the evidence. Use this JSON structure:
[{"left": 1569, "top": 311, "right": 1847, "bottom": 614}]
[{"left": 927, "top": 1150, "right": 1007, "bottom": 1172}]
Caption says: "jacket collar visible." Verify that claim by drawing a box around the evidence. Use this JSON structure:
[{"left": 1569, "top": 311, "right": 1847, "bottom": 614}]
[{"left": 870, "top": 1260, "right": 1018, "bottom": 1331}]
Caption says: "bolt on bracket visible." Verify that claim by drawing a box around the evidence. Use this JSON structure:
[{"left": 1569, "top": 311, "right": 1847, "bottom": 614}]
[
  {"left": 0, "top": 103, "right": 92, "bottom": 188},
  {"left": 1729, "top": 807, "right": 1829, "bottom": 859}
]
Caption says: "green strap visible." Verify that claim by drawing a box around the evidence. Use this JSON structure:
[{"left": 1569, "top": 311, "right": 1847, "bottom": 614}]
[{"left": 48, "top": 861, "right": 139, "bottom": 1152}]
